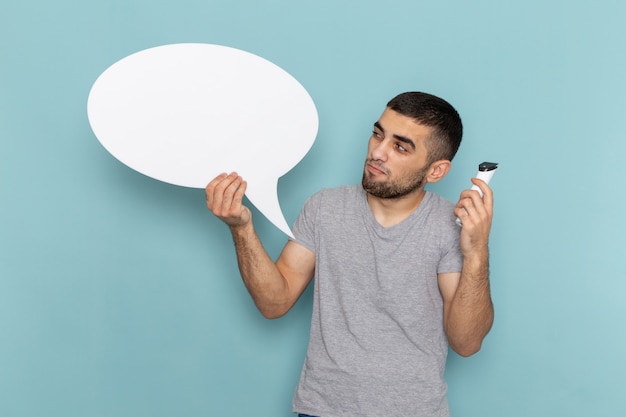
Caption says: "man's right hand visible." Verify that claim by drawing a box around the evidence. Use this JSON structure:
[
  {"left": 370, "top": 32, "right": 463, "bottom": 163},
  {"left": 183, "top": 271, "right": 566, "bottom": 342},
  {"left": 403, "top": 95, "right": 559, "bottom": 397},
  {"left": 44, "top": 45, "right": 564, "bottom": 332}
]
[{"left": 205, "top": 172, "right": 252, "bottom": 229}]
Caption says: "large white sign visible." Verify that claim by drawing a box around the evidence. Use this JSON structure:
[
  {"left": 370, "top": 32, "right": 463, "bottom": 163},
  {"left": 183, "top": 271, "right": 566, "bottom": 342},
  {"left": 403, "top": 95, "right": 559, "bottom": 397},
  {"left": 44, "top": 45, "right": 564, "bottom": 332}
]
[{"left": 87, "top": 43, "right": 319, "bottom": 237}]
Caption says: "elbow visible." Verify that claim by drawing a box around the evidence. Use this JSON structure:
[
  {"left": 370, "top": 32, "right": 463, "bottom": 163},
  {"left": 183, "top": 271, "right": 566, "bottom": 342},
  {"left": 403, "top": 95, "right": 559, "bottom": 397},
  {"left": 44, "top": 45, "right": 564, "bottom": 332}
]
[
  {"left": 257, "top": 304, "right": 291, "bottom": 320},
  {"left": 446, "top": 312, "right": 494, "bottom": 357},
  {"left": 451, "top": 341, "right": 483, "bottom": 357},
  {"left": 259, "top": 310, "right": 286, "bottom": 320},
  {"left": 255, "top": 290, "right": 300, "bottom": 319},
  {"left": 449, "top": 327, "right": 492, "bottom": 357}
]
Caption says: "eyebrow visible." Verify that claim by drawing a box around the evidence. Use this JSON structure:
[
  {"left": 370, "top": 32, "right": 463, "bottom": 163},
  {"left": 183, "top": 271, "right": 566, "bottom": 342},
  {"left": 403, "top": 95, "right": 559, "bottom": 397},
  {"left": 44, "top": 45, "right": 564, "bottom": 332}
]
[{"left": 373, "top": 121, "right": 416, "bottom": 150}]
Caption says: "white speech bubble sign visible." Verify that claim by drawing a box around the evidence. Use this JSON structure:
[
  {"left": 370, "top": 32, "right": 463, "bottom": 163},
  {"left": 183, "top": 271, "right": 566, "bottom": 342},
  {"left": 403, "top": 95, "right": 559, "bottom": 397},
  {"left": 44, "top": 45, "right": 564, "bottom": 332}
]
[{"left": 87, "top": 43, "right": 319, "bottom": 238}]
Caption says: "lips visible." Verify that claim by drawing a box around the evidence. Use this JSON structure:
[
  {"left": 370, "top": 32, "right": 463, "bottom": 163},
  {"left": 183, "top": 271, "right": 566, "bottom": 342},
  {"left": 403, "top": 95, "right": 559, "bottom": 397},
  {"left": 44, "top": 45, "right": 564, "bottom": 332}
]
[{"left": 366, "top": 161, "right": 388, "bottom": 175}]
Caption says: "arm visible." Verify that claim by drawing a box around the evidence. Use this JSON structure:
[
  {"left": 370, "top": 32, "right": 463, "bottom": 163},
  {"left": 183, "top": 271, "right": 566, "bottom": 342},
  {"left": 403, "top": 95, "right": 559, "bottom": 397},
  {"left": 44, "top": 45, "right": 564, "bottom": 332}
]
[
  {"left": 439, "top": 178, "right": 495, "bottom": 357},
  {"left": 206, "top": 172, "right": 315, "bottom": 319}
]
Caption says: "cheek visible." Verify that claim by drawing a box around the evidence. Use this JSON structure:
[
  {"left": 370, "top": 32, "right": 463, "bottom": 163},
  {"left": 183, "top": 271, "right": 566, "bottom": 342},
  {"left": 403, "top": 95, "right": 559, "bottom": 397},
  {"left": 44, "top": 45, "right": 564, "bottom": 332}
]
[{"left": 397, "top": 161, "right": 425, "bottom": 178}]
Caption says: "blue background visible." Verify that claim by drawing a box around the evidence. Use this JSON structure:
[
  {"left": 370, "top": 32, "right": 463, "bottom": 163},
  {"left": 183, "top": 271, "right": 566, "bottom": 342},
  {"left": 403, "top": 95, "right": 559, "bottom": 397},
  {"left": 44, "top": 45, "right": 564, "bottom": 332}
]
[{"left": 2, "top": 1, "right": 625, "bottom": 416}]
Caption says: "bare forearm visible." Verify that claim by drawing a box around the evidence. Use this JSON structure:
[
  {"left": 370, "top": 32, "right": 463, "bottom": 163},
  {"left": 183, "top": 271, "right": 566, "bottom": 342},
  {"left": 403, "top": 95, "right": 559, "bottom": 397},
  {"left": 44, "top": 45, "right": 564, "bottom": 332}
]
[
  {"left": 445, "top": 251, "right": 494, "bottom": 356},
  {"left": 205, "top": 173, "right": 303, "bottom": 318},
  {"left": 229, "top": 223, "right": 292, "bottom": 318}
]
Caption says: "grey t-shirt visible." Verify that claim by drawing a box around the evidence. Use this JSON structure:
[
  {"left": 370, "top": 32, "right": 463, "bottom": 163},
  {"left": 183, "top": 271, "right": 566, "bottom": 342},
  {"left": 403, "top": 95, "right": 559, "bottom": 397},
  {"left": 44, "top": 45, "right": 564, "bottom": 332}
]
[{"left": 291, "top": 185, "right": 463, "bottom": 417}]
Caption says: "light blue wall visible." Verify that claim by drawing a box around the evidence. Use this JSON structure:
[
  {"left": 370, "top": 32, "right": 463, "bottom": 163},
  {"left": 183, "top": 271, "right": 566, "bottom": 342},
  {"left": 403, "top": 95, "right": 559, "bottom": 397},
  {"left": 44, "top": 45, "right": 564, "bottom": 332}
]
[{"left": 2, "top": 1, "right": 625, "bottom": 416}]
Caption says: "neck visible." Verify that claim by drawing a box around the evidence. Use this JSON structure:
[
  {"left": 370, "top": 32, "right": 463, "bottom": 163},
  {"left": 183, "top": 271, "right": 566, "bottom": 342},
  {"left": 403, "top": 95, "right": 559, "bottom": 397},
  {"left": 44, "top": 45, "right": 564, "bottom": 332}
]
[{"left": 366, "top": 187, "right": 427, "bottom": 228}]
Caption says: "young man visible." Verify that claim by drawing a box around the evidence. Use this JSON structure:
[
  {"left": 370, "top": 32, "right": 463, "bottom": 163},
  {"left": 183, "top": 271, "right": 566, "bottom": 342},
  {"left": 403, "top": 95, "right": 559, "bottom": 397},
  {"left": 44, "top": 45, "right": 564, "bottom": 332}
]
[{"left": 206, "top": 92, "right": 494, "bottom": 417}]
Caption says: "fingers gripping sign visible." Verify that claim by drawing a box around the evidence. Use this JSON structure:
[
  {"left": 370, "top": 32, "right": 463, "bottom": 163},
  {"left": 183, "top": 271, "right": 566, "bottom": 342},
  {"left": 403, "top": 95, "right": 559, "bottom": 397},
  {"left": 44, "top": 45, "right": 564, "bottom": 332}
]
[{"left": 205, "top": 172, "right": 251, "bottom": 228}]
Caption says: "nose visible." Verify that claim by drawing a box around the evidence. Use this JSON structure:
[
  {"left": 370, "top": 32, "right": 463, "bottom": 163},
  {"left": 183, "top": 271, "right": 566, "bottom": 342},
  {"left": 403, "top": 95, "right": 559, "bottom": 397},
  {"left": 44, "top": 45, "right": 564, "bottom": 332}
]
[{"left": 370, "top": 138, "right": 390, "bottom": 161}]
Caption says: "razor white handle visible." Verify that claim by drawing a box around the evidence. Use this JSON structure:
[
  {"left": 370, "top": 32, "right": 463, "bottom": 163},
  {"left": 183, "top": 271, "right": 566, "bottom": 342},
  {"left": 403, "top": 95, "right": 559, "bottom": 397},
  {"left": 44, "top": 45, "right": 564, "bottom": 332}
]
[
  {"left": 456, "top": 163, "right": 497, "bottom": 226},
  {"left": 471, "top": 168, "right": 495, "bottom": 198}
]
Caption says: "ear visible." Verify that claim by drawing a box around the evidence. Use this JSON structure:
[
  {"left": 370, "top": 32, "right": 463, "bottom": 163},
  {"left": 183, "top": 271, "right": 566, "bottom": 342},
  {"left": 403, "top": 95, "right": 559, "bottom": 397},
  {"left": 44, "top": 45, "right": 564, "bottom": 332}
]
[{"left": 426, "top": 160, "right": 451, "bottom": 183}]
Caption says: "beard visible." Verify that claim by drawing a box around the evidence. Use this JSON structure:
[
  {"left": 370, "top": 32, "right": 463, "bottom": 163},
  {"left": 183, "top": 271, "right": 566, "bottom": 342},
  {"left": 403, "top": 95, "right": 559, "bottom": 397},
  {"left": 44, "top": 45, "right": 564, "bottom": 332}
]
[{"left": 361, "top": 160, "right": 428, "bottom": 199}]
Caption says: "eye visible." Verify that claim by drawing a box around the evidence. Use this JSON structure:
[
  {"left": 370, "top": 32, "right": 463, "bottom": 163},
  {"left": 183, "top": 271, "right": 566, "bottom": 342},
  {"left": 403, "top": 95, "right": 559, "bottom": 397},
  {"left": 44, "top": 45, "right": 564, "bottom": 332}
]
[
  {"left": 395, "top": 143, "right": 408, "bottom": 153},
  {"left": 371, "top": 130, "right": 383, "bottom": 140}
]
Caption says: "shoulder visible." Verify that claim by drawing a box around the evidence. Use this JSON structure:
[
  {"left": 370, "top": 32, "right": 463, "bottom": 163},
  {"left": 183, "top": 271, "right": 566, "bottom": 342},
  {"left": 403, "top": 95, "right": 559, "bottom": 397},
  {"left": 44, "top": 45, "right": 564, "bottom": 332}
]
[
  {"left": 425, "top": 191, "right": 455, "bottom": 210},
  {"left": 292, "top": 184, "right": 362, "bottom": 249},
  {"left": 317, "top": 184, "right": 361, "bottom": 197},
  {"left": 422, "top": 192, "right": 459, "bottom": 233},
  {"left": 305, "top": 184, "right": 361, "bottom": 206},
  {"left": 298, "top": 184, "right": 363, "bottom": 227}
]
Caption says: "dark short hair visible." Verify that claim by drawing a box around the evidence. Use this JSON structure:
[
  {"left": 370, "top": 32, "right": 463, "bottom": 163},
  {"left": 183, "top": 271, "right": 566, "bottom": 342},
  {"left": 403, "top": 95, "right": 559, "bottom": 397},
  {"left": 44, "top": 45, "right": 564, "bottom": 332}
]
[{"left": 387, "top": 92, "right": 463, "bottom": 163}]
